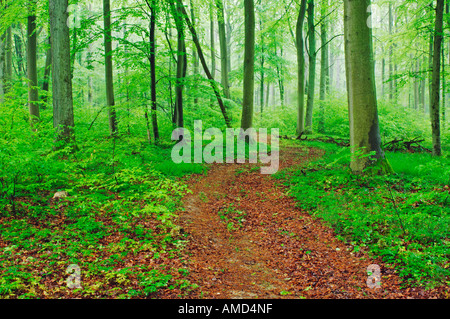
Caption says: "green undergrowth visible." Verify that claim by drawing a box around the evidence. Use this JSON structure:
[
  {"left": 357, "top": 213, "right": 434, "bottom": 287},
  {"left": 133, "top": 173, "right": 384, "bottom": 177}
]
[
  {"left": 277, "top": 140, "right": 450, "bottom": 289},
  {"left": 0, "top": 130, "right": 206, "bottom": 298}
]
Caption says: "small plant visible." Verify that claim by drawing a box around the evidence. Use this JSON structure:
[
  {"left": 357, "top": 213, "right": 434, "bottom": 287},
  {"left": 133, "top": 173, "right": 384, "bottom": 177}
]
[{"left": 217, "top": 204, "right": 247, "bottom": 231}]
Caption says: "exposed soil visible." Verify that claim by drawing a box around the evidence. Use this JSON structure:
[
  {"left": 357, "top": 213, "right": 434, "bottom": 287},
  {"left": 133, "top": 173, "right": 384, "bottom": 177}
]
[{"left": 177, "top": 145, "right": 446, "bottom": 299}]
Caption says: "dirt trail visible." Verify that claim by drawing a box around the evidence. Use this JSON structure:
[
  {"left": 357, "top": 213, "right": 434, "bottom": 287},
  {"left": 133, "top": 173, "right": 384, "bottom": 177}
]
[{"left": 179, "top": 146, "right": 442, "bottom": 299}]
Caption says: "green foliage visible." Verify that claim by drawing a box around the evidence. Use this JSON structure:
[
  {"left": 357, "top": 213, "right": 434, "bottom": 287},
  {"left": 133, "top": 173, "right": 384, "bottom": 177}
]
[
  {"left": 218, "top": 203, "right": 247, "bottom": 231},
  {"left": 286, "top": 141, "right": 450, "bottom": 288}
]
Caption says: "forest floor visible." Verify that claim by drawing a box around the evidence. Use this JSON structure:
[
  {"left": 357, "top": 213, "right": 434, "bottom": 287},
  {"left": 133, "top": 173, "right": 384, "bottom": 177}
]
[{"left": 169, "top": 145, "right": 446, "bottom": 299}]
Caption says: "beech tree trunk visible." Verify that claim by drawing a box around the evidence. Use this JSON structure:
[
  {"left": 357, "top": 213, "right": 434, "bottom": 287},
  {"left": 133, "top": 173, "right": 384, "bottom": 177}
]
[
  {"left": 241, "top": 0, "right": 255, "bottom": 130},
  {"left": 344, "top": 0, "right": 390, "bottom": 174},
  {"left": 49, "top": 0, "right": 75, "bottom": 147},
  {"left": 430, "top": 0, "right": 444, "bottom": 156},
  {"left": 216, "top": 0, "right": 231, "bottom": 99},
  {"left": 318, "top": 0, "right": 328, "bottom": 133},
  {"left": 27, "top": 3, "right": 40, "bottom": 128},
  {"left": 171, "top": 0, "right": 187, "bottom": 128},
  {"left": 305, "top": 0, "right": 316, "bottom": 134},
  {"left": 150, "top": 0, "right": 159, "bottom": 142},
  {"left": 42, "top": 36, "right": 52, "bottom": 105},
  {"left": 103, "top": 0, "right": 118, "bottom": 135},
  {"left": 296, "top": 0, "right": 307, "bottom": 136}
]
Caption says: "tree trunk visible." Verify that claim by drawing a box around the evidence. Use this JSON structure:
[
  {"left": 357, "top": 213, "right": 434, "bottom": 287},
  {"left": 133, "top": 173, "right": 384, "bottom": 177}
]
[
  {"left": 388, "top": 3, "right": 393, "bottom": 101},
  {"left": 305, "top": 0, "right": 316, "bottom": 134},
  {"left": 171, "top": 0, "right": 187, "bottom": 128},
  {"left": 27, "top": 5, "right": 40, "bottom": 128},
  {"left": 430, "top": 0, "right": 444, "bottom": 156},
  {"left": 428, "top": 33, "right": 434, "bottom": 113},
  {"left": 42, "top": 36, "right": 52, "bottom": 105},
  {"left": 241, "top": 0, "right": 255, "bottom": 130},
  {"left": 13, "top": 24, "right": 25, "bottom": 77},
  {"left": 190, "top": 0, "right": 199, "bottom": 107},
  {"left": 216, "top": 0, "right": 231, "bottom": 99},
  {"left": 296, "top": 0, "right": 307, "bottom": 136},
  {"left": 276, "top": 44, "right": 285, "bottom": 108},
  {"left": 150, "top": 0, "right": 159, "bottom": 143},
  {"left": 210, "top": 3, "right": 216, "bottom": 80},
  {"left": 103, "top": 0, "right": 118, "bottom": 135},
  {"left": 259, "top": 18, "right": 265, "bottom": 114},
  {"left": 344, "top": 0, "right": 390, "bottom": 174},
  {"left": 49, "top": 0, "right": 75, "bottom": 147},
  {"left": 318, "top": 0, "right": 328, "bottom": 133}
]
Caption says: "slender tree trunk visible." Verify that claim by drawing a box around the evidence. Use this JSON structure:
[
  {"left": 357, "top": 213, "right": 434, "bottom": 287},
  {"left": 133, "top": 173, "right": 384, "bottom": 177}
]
[
  {"left": 305, "top": 0, "right": 316, "bottom": 134},
  {"left": 171, "top": 1, "right": 187, "bottom": 128},
  {"left": 103, "top": 0, "right": 118, "bottom": 135},
  {"left": 14, "top": 24, "right": 25, "bottom": 77},
  {"left": 226, "top": 18, "right": 232, "bottom": 75},
  {"left": 150, "top": 0, "right": 159, "bottom": 143},
  {"left": 430, "top": 0, "right": 444, "bottom": 156},
  {"left": 296, "top": 0, "right": 308, "bottom": 136},
  {"left": 216, "top": 0, "right": 231, "bottom": 99},
  {"left": 428, "top": 33, "right": 434, "bottom": 113},
  {"left": 27, "top": 4, "right": 40, "bottom": 128},
  {"left": 259, "top": 18, "right": 264, "bottom": 114},
  {"left": 42, "top": 36, "right": 52, "bottom": 105},
  {"left": 276, "top": 44, "right": 285, "bottom": 108},
  {"left": 87, "top": 3, "right": 93, "bottom": 106},
  {"left": 241, "top": 0, "right": 255, "bottom": 130},
  {"left": 190, "top": 0, "right": 199, "bottom": 107},
  {"left": 344, "top": 0, "right": 390, "bottom": 174},
  {"left": 388, "top": 3, "right": 393, "bottom": 101},
  {"left": 414, "top": 60, "right": 419, "bottom": 110},
  {"left": 49, "top": 0, "right": 75, "bottom": 147},
  {"left": 318, "top": 0, "right": 328, "bottom": 133},
  {"left": 210, "top": 3, "right": 216, "bottom": 80},
  {"left": 420, "top": 51, "right": 426, "bottom": 111}
]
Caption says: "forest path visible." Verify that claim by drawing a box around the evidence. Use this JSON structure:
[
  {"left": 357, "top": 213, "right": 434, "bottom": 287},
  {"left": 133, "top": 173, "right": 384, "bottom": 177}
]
[{"left": 178, "top": 145, "right": 437, "bottom": 299}]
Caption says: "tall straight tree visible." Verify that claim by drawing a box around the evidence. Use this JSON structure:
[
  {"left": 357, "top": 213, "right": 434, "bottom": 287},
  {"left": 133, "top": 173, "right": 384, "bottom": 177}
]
[
  {"left": 41, "top": 35, "right": 52, "bottom": 104},
  {"left": 170, "top": 0, "right": 187, "bottom": 128},
  {"left": 210, "top": 2, "right": 216, "bottom": 81},
  {"left": 216, "top": 0, "right": 231, "bottom": 99},
  {"left": 305, "top": 0, "right": 316, "bottom": 134},
  {"left": 49, "top": 0, "right": 75, "bottom": 147},
  {"left": 149, "top": 0, "right": 159, "bottom": 142},
  {"left": 189, "top": 0, "right": 199, "bottom": 107},
  {"left": 296, "top": 0, "right": 307, "bottom": 136},
  {"left": 27, "top": 0, "right": 40, "bottom": 128},
  {"left": 430, "top": 0, "right": 444, "bottom": 156},
  {"left": 103, "top": 0, "right": 118, "bottom": 135},
  {"left": 343, "top": 0, "right": 391, "bottom": 174},
  {"left": 241, "top": 0, "right": 255, "bottom": 130},
  {"left": 13, "top": 24, "right": 25, "bottom": 77},
  {"left": 259, "top": 17, "right": 265, "bottom": 114},
  {"left": 318, "top": 0, "right": 329, "bottom": 133}
]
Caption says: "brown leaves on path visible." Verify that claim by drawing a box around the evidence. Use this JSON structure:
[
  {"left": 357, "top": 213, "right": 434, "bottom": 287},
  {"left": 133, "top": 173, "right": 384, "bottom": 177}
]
[{"left": 177, "top": 146, "right": 444, "bottom": 299}]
